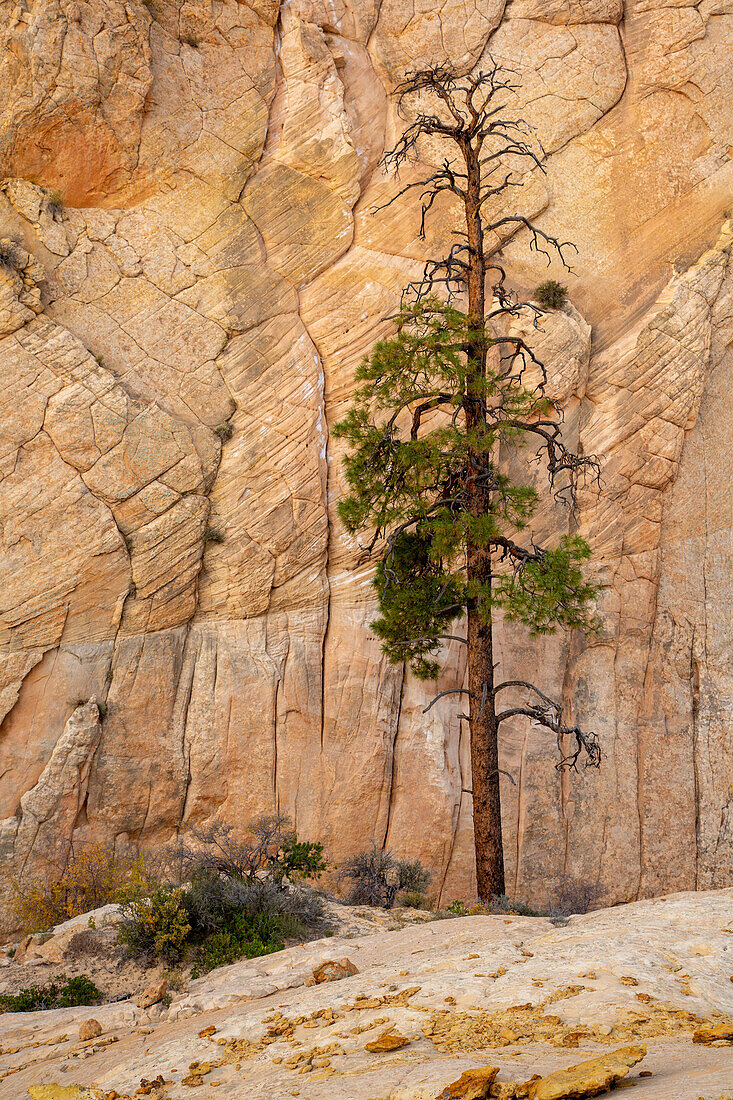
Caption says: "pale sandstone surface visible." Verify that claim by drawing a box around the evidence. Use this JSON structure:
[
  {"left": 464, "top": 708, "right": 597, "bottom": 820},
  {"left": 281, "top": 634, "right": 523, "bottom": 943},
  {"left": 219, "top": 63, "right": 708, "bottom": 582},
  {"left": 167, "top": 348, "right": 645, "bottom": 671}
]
[
  {"left": 2, "top": 890, "right": 733, "bottom": 1097},
  {"left": 0, "top": 0, "right": 732, "bottom": 916}
]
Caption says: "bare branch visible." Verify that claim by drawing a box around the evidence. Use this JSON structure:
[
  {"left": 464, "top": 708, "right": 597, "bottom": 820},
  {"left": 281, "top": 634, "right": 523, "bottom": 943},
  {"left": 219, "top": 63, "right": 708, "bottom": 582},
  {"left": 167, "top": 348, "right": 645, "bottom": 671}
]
[
  {"left": 484, "top": 215, "right": 577, "bottom": 269},
  {"left": 493, "top": 680, "right": 557, "bottom": 706},
  {"left": 497, "top": 699, "right": 601, "bottom": 771},
  {"left": 500, "top": 418, "right": 601, "bottom": 505},
  {"left": 411, "top": 393, "right": 455, "bottom": 438},
  {"left": 423, "top": 688, "right": 470, "bottom": 713}
]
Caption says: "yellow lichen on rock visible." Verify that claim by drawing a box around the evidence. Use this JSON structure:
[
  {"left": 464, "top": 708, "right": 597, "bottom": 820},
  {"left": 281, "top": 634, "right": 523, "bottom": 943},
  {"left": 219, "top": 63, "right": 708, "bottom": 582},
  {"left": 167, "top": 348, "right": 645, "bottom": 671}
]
[
  {"left": 526, "top": 1045, "right": 647, "bottom": 1100},
  {"left": 28, "top": 1087, "right": 106, "bottom": 1100},
  {"left": 693, "top": 1020, "right": 733, "bottom": 1044},
  {"left": 365, "top": 1028, "right": 411, "bottom": 1052},
  {"left": 438, "top": 1065, "right": 500, "bottom": 1099}
]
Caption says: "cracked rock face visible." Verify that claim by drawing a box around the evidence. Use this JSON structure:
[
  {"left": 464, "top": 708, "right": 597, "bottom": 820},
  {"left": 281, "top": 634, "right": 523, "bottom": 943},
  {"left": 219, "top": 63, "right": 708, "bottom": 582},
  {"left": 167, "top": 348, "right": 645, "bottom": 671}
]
[{"left": 0, "top": 0, "right": 732, "bottom": 924}]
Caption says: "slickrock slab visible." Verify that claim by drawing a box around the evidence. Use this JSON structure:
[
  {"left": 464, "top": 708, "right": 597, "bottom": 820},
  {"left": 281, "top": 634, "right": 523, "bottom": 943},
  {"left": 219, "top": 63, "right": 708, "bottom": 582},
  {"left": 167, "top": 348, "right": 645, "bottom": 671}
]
[{"left": 3, "top": 891, "right": 733, "bottom": 1099}]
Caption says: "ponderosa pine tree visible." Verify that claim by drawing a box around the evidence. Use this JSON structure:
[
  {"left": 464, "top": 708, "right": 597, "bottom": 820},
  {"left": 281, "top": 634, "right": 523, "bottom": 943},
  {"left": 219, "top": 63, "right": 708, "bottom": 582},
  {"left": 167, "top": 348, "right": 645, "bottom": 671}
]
[{"left": 333, "top": 64, "right": 602, "bottom": 901}]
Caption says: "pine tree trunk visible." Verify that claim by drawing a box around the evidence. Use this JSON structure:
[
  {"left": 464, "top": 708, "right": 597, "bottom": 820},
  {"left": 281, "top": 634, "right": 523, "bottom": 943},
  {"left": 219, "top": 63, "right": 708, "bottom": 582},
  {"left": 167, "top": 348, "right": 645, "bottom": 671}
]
[
  {"left": 467, "top": 562, "right": 504, "bottom": 899},
  {"left": 463, "top": 139, "right": 506, "bottom": 900}
]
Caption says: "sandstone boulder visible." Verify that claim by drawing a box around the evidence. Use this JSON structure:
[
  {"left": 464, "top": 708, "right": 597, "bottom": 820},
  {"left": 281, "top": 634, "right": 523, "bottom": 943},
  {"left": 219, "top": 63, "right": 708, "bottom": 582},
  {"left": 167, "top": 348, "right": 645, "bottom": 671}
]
[
  {"left": 438, "top": 1066, "right": 500, "bottom": 1099},
  {"left": 365, "top": 1028, "right": 411, "bottom": 1052},
  {"left": 136, "top": 977, "right": 167, "bottom": 1010},
  {"left": 526, "top": 1046, "right": 647, "bottom": 1100},
  {"left": 309, "top": 957, "right": 359, "bottom": 984},
  {"left": 693, "top": 1020, "right": 733, "bottom": 1044},
  {"left": 79, "top": 1017, "right": 103, "bottom": 1042}
]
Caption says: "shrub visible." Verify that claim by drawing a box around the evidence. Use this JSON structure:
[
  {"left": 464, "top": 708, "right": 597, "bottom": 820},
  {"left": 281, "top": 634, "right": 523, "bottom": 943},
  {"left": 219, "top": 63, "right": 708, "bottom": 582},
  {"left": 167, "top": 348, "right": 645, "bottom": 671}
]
[
  {"left": 400, "top": 891, "right": 431, "bottom": 910},
  {"left": 117, "top": 865, "right": 329, "bottom": 971},
  {"left": 214, "top": 423, "right": 234, "bottom": 442},
  {"left": 63, "top": 930, "right": 104, "bottom": 961},
  {"left": 0, "top": 974, "right": 100, "bottom": 1012},
  {"left": 277, "top": 837, "right": 328, "bottom": 885},
  {"left": 190, "top": 911, "right": 300, "bottom": 977},
  {"left": 205, "top": 527, "right": 225, "bottom": 543},
  {"left": 183, "top": 871, "right": 327, "bottom": 976},
  {"left": 431, "top": 893, "right": 545, "bottom": 919},
  {"left": 0, "top": 240, "right": 22, "bottom": 272},
  {"left": 111, "top": 818, "right": 331, "bottom": 972},
  {"left": 395, "top": 857, "right": 431, "bottom": 896},
  {"left": 183, "top": 870, "right": 327, "bottom": 936},
  {"left": 11, "top": 842, "right": 154, "bottom": 933},
  {"left": 549, "top": 880, "right": 600, "bottom": 919},
  {"left": 340, "top": 846, "right": 431, "bottom": 909},
  {"left": 433, "top": 894, "right": 546, "bottom": 920},
  {"left": 535, "top": 279, "right": 568, "bottom": 310},
  {"left": 181, "top": 816, "right": 327, "bottom": 886},
  {"left": 117, "top": 886, "right": 191, "bottom": 963},
  {"left": 46, "top": 189, "right": 64, "bottom": 219},
  {"left": 489, "top": 893, "right": 542, "bottom": 917},
  {"left": 162, "top": 966, "right": 186, "bottom": 992}
]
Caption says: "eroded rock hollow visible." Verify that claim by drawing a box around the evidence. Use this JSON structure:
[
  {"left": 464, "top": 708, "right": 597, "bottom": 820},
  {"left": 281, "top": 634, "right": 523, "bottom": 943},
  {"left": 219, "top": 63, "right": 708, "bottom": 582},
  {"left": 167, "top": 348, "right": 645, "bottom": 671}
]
[{"left": 1, "top": 0, "right": 732, "bottom": 920}]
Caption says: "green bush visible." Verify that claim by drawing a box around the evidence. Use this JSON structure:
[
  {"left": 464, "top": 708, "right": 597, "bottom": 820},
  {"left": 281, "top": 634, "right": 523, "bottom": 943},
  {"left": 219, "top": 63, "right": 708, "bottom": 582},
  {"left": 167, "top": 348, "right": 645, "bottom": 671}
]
[
  {"left": 433, "top": 894, "right": 546, "bottom": 919},
  {"left": 114, "top": 818, "right": 331, "bottom": 973},
  {"left": 183, "top": 870, "right": 328, "bottom": 975},
  {"left": 276, "top": 837, "right": 328, "bottom": 885},
  {"left": 535, "top": 279, "right": 568, "bottom": 310},
  {"left": 190, "top": 910, "right": 302, "bottom": 977},
  {"left": 490, "top": 893, "right": 542, "bottom": 917},
  {"left": 118, "top": 865, "right": 329, "bottom": 971},
  {"left": 395, "top": 857, "right": 431, "bottom": 896},
  {"left": 400, "top": 891, "right": 432, "bottom": 910},
  {"left": 117, "top": 886, "right": 191, "bottom": 963},
  {"left": 0, "top": 974, "right": 100, "bottom": 1012},
  {"left": 184, "top": 871, "right": 327, "bottom": 936}
]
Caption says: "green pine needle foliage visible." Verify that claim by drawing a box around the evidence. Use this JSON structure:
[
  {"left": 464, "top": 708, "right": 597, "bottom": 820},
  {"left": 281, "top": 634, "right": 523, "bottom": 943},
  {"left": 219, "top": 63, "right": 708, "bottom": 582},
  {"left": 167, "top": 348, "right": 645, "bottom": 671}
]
[{"left": 334, "top": 298, "right": 597, "bottom": 678}]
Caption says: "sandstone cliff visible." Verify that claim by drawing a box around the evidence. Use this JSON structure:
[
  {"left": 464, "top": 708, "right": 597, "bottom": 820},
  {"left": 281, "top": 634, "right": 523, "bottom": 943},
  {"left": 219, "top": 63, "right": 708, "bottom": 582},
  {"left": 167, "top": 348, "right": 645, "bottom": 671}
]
[{"left": 1, "top": 0, "right": 732, "bottom": 917}]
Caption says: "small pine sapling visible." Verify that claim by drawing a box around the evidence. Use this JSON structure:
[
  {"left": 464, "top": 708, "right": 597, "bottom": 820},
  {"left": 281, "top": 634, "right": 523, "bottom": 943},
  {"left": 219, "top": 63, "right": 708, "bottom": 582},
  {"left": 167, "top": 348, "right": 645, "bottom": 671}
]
[{"left": 535, "top": 279, "right": 568, "bottom": 310}]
